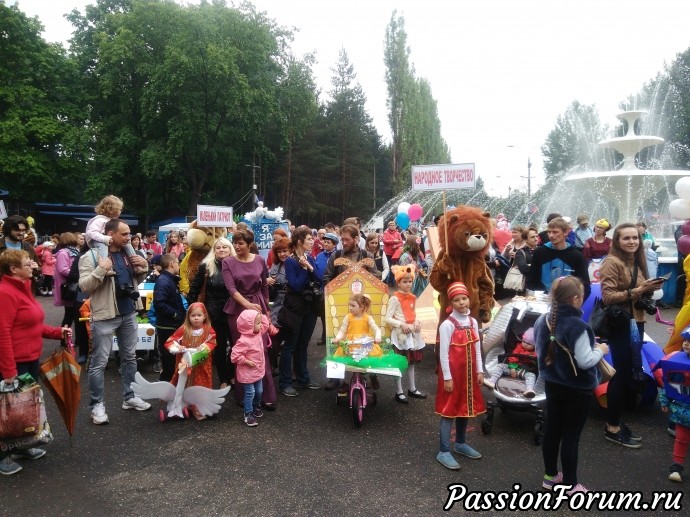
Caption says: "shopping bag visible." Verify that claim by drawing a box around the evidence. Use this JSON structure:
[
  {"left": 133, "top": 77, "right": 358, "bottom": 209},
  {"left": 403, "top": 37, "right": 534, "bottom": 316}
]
[{"left": 0, "top": 374, "right": 53, "bottom": 451}]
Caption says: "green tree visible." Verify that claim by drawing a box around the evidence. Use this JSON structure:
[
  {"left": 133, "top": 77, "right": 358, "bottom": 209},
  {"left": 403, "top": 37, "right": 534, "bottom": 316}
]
[
  {"left": 275, "top": 54, "right": 319, "bottom": 211},
  {"left": 0, "top": 4, "right": 88, "bottom": 202},
  {"left": 68, "top": 0, "right": 290, "bottom": 220},
  {"left": 384, "top": 10, "right": 413, "bottom": 192},
  {"left": 541, "top": 101, "right": 609, "bottom": 178},
  {"left": 384, "top": 11, "right": 450, "bottom": 192},
  {"left": 324, "top": 48, "right": 378, "bottom": 219}
]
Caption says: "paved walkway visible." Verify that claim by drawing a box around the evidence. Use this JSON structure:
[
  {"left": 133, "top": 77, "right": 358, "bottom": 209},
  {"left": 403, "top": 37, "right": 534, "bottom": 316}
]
[{"left": 2, "top": 297, "right": 686, "bottom": 515}]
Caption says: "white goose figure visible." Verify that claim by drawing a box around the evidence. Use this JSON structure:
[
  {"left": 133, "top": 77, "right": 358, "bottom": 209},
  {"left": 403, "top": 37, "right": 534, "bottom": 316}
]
[{"left": 131, "top": 347, "right": 230, "bottom": 420}]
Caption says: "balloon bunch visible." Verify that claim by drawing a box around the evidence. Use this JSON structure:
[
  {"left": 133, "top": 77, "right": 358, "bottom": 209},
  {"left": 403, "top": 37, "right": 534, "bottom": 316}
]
[
  {"left": 395, "top": 203, "right": 424, "bottom": 230},
  {"left": 670, "top": 178, "right": 690, "bottom": 256}
]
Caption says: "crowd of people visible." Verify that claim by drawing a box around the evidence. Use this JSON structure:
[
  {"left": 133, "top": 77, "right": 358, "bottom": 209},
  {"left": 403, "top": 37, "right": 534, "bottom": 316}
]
[{"left": 0, "top": 201, "right": 686, "bottom": 492}]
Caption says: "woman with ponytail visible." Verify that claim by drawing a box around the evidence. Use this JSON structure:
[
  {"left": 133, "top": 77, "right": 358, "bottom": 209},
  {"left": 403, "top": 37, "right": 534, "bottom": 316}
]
[{"left": 534, "top": 276, "right": 609, "bottom": 494}]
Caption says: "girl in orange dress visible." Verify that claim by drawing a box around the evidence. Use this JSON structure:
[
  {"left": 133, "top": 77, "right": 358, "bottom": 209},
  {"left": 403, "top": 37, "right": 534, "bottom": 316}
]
[
  {"left": 435, "top": 282, "right": 486, "bottom": 470},
  {"left": 385, "top": 264, "right": 426, "bottom": 404},
  {"left": 165, "top": 302, "right": 216, "bottom": 418}
]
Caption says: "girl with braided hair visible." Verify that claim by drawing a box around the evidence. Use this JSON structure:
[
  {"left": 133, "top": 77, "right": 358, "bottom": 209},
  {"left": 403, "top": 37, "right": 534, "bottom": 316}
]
[{"left": 534, "top": 276, "right": 609, "bottom": 494}]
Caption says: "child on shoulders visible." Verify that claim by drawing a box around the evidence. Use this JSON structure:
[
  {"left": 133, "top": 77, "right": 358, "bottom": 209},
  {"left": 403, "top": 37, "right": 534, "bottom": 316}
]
[{"left": 85, "top": 195, "right": 138, "bottom": 274}]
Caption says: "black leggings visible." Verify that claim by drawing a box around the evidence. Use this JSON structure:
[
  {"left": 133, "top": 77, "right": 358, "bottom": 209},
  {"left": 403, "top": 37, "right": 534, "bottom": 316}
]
[
  {"left": 542, "top": 381, "right": 592, "bottom": 486},
  {"left": 606, "top": 321, "right": 642, "bottom": 426},
  {"left": 211, "top": 316, "right": 232, "bottom": 385}
]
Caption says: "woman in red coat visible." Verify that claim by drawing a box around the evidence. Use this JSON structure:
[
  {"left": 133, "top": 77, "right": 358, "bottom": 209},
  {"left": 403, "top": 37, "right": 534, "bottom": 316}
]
[{"left": 0, "top": 250, "right": 71, "bottom": 476}]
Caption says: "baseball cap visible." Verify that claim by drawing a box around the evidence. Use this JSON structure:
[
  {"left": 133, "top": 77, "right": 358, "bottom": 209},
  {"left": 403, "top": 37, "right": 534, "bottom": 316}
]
[
  {"left": 323, "top": 232, "right": 339, "bottom": 244},
  {"left": 151, "top": 254, "right": 162, "bottom": 266}
]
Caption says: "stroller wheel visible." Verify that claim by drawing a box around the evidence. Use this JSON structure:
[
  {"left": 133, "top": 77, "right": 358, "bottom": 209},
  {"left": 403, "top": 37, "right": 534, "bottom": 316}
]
[
  {"left": 481, "top": 414, "right": 493, "bottom": 435},
  {"left": 533, "top": 422, "right": 543, "bottom": 445}
]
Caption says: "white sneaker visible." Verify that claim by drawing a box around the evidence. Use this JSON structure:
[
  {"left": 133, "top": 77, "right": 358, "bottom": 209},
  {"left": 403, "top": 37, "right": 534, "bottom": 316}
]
[
  {"left": 91, "top": 402, "right": 109, "bottom": 424},
  {"left": 122, "top": 396, "right": 151, "bottom": 411}
]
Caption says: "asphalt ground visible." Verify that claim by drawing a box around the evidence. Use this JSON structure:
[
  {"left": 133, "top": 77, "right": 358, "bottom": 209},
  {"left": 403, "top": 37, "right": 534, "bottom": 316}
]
[{"left": 2, "top": 297, "right": 688, "bottom": 516}]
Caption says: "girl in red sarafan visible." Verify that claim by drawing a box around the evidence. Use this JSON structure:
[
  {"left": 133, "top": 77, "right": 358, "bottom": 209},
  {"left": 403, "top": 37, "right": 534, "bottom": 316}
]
[
  {"left": 165, "top": 302, "right": 216, "bottom": 418},
  {"left": 435, "top": 281, "right": 486, "bottom": 470}
]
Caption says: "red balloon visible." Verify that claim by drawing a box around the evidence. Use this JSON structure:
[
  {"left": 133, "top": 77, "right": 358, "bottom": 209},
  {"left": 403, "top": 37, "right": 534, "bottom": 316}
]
[
  {"left": 682, "top": 219, "right": 690, "bottom": 236},
  {"left": 678, "top": 234, "right": 690, "bottom": 256}
]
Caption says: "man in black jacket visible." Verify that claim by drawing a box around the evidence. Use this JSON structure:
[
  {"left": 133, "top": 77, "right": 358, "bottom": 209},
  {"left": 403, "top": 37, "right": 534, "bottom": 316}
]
[{"left": 153, "top": 253, "right": 185, "bottom": 381}]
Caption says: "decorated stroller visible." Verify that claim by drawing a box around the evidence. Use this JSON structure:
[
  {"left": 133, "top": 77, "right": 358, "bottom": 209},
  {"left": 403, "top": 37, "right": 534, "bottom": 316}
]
[{"left": 480, "top": 297, "right": 549, "bottom": 445}]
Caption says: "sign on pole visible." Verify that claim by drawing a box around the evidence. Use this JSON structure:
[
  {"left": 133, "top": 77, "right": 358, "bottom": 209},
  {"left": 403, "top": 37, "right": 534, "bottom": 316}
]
[
  {"left": 251, "top": 221, "right": 290, "bottom": 260},
  {"left": 411, "top": 163, "right": 476, "bottom": 191},
  {"left": 196, "top": 204, "right": 234, "bottom": 227}
]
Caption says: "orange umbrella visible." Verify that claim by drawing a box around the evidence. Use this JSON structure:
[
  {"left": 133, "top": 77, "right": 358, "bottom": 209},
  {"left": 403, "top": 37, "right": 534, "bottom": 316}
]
[{"left": 40, "top": 337, "right": 81, "bottom": 437}]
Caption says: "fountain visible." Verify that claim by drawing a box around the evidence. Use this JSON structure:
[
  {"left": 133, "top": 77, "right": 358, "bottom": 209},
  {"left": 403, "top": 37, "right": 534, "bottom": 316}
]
[
  {"left": 564, "top": 110, "right": 688, "bottom": 227},
  {"left": 365, "top": 110, "right": 689, "bottom": 239}
]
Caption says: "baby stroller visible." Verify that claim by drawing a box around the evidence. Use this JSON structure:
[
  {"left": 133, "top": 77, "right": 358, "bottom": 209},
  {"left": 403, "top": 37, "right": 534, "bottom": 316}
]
[{"left": 481, "top": 299, "right": 548, "bottom": 445}]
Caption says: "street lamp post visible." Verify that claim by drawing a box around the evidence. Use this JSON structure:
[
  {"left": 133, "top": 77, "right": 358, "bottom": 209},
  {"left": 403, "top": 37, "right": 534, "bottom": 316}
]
[
  {"left": 245, "top": 164, "right": 260, "bottom": 208},
  {"left": 521, "top": 157, "right": 532, "bottom": 200},
  {"left": 507, "top": 146, "right": 533, "bottom": 201}
]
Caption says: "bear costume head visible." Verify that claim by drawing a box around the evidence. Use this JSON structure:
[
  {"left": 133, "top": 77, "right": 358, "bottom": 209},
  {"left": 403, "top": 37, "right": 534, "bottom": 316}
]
[
  {"left": 429, "top": 206, "right": 495, "bottom": 324},
  {"left": 178, "top": 220, "right": 229, "bottom": 294}
]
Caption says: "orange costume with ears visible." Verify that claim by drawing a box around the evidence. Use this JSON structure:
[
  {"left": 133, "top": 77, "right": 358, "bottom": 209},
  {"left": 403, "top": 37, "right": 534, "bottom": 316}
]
[{"left": 429, "top": 206, "right": 495, "bottom": 326}]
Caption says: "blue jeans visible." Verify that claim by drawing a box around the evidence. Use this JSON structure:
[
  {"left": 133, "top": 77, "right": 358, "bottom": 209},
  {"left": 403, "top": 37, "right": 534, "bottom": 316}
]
[
  {"left": 279, "top": 310, "right": 317, "bottom": 390},
  {"left": 439, "top": 417, "right": 469, "bottom": 453},
  {"left": 243, "top": 380, "right": 263, "bottom": 415},
  {"left": 89, "top": 312, "right": 138, "bottom": 406}
]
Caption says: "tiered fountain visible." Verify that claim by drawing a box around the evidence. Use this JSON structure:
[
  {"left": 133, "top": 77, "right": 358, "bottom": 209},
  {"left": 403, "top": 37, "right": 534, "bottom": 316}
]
[{"left": 564, "top": 110, "right": 688, "bottom": 226}]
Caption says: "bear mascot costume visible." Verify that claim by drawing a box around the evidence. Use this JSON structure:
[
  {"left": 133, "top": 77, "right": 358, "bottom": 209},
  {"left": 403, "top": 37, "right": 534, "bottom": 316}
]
[
  {"left": 179, "top": 220, "right": 230, "bottom": 295},
  {"left": 429, "top": 206, "right": 495, "bottom": 326}
]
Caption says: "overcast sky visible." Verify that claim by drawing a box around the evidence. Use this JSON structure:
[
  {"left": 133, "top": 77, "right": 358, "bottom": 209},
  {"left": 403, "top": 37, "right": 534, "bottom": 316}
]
[{"left": 11, "top": 0, "right": 690, "bottom": 197}]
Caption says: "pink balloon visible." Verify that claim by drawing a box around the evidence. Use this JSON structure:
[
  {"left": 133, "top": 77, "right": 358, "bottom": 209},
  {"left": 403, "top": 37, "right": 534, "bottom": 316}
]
[
  {"left": 682, "top": 219, "right": 690, "bottom": 236},
  {"left": 408, "top": 203, "right": 423, "bottom": 221},
  {"left": 678, "top": 235, "right": 690, "bottom": 256}
]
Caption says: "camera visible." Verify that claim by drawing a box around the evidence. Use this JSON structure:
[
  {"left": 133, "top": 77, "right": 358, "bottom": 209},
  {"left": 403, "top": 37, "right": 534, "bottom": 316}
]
[
  {"left": 116, "top": 282, "right": 140, "bottom": 301},
  {"left": 634, "top": 295, "right": 657, "bottom": 315}
]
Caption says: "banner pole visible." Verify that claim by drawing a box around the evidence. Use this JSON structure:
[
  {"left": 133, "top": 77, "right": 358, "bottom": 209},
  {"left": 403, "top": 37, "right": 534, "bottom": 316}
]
[{"left": 442, "top": 190, "right": 449, "bottom": 257}]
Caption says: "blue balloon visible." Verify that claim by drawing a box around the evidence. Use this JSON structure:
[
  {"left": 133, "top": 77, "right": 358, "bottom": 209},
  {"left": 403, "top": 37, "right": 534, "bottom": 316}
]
[{"left": 395, "top": 212, "right": 410, "bottom": 230}]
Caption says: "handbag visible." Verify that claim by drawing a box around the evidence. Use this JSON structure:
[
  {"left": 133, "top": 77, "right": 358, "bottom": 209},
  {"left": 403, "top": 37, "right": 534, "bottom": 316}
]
[
  {"left": 589, "top": 263, "right": 637, "bottom": 338},
  {"left": 503, "top": 264, "right": 525, "bottom": 291},
  {"left": 597, "top": 356, "right": 616, "bottom": 383},
  {"left": 60, "top": 280, "right": 79, "bottom": 301}
]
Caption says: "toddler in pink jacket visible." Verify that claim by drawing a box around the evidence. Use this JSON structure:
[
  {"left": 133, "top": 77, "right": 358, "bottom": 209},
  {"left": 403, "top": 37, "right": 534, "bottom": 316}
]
[{"left": 230, "top": 309, "right": 277, "bottom": 427}]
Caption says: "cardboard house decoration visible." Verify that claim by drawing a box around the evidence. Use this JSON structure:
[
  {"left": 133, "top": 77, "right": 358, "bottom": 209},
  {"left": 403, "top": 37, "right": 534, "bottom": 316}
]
[{"left": 324, "top": 257, "right": 390, "bottom": 343}]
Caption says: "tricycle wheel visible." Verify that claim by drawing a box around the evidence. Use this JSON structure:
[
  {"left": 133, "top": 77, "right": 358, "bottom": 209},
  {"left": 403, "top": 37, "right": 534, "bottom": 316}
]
[
  {"left": 533, "top": 421, "right": 543, "bottom": 445},
  {"left": 352, "top": 389, "right": 364, "bottom": 427},
  {"left": 159, "top": 409, "right": 166, "bottom": 423},
  {"left": 481, "top": 414, "right": 492, "bottom": 435}
]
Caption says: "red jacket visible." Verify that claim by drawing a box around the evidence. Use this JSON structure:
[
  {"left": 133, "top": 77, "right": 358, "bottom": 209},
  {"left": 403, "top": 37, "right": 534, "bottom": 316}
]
[
  {"left": 382, "top": 228, "right": 403, "bottom": 256},
  {"left": 0, "top": 275, "right": 63, "bottom": 378}
]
